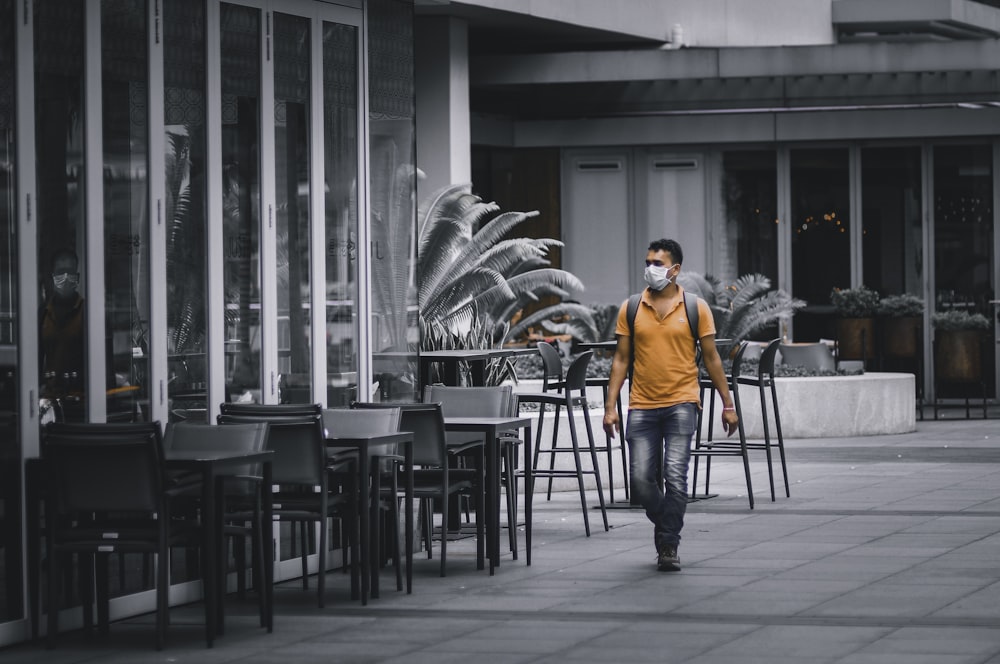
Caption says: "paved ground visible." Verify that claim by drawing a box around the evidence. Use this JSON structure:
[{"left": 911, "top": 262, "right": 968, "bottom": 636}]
[{"left": 3, "top": 416, "right": 1000, "bottom": 663}]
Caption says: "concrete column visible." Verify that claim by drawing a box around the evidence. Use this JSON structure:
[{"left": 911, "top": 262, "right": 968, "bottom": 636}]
[{"left": 415, "top": 16, "right": 470, "bottom": 205}]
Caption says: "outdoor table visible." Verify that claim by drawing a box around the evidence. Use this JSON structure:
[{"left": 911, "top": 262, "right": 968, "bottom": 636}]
[
  {"left": 26, "top": 449, "right": 275, "bottom": 647},
  {"left": 420, "top": 347, "right": 539, "bottom": 387},
  {"left": 443, "top": 415, "right": 532, "bottom": 574},
  {"left": 325, "top": 432, "right": 414, "bottom": 602},
  {"left": 160, "top": 448, "right": 275, "bottom": 643},
  {"left": 577, "top": 340, "right": 617, "bottom": 352}
]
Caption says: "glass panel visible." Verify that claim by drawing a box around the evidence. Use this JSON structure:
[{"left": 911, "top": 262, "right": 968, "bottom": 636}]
[
  {"left": 323, "top": 21, "right": 359, "bottom": 407},
  {"left": 790, "top": 148, "right": 851, "bottom": 342},
  {"left": 933, "top": 144, "right": 995, "bottom": 398},
  {"left": 368, "top": 0, "right": 418, "bottom": 402},
  {"left": 274, "top": 13, "right": 312, "bottom": 405},
  {"left": 221, "top": 3, "right": 261, "bottom": 403},
  {"left": 35, "top": 0, "right": 87, "bottom": 422},
  {"left": 165, "top": 0, "right": 208, "bottom": 422},
  {"left": 862, "top": 147, "right": 922, "bottom": 297},
  {"left": 102, "top": 0, "right": 150, "bottom": 423},
  {"left": 0, "top": 0, "right": 23, "bottom": 623},
  {"left": 720, "top": 149, "right": 778, "bottom": 282}
]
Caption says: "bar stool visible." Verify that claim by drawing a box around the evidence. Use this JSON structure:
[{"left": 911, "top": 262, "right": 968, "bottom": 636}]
[
  {"left": 517, "top": 350, "right": 609, "bottom": 536},
  {"left": 691, "top": 340, "right": 754, "bottom": 508},
  {"left": 736, "top": 338, "right": 789, "bottom": 500}
]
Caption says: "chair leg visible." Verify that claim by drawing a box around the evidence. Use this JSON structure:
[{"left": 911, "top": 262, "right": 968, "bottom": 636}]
[
  {"left": 757, "top": 381, "right": 777, "bottom": 502},
  {"left": 581, "top": 404, "right": 609, "bottom": 532},
  {"left": 617, "top": 395, "right": 629, "bottom": 500},
  {"left": 733, "top": 387, "right": 754, "bottom": 509},
  {"left": 503, "top": 443, "right": 518, "bottom": 558},
  {"left": 564, "top": 404, "right": 592, "bottom": 537},
  {"left": 600, "top": 384, "right": 615, "bottom": 505},
  {"left": 546, "top": 404, "right": 562, "bottom": 500},
  {"left": 439, "top": 490, "right": 448, "bottom": 577},
  {"left": 299, "top": 522, "right": 309, "bottom": 591},
  {"left": 770, "top": 380, "right": 790, "bottom": 497},
  {"left": 95, "top": 553, "right": 109, "bottom": 636}
]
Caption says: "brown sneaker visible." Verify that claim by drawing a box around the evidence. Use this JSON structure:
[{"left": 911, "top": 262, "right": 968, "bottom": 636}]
[{"left": 656, "top": 545, "right": 680, "bottom": 572}]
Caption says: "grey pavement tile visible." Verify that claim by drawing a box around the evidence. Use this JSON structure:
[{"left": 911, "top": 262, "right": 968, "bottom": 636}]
[
  {"left": 858, "top": 626, "right": 1000, "bottom": 656},
  {"left": 696, "top": 625, "right": 892, "bottom": 659}
]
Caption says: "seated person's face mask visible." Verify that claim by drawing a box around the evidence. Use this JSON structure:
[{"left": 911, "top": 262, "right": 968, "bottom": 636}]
[{"left": 643, "top": 264, "right": 675, "bottom": 291}]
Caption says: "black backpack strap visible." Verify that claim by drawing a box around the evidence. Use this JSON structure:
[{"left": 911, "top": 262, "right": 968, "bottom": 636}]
[
  {"left": 684, "top": 291, "right": 702, "bottom": 363},
  {"left": 626, "top": 293, "right": 642, "bottom": 390}
]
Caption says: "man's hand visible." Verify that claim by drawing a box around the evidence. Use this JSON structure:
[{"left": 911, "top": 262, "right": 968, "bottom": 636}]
[
  {"left": 603, "top": 410, "right": 620, "bottom": 438},
  {"left": 722, "top": 409, "right": 739, "bottom": 437}
]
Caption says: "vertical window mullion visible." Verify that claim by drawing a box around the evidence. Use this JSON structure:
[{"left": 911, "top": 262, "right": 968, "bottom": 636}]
[
  {"left": 148, "top": 0, "right": 167, "bottom": 423},
  {"left": 259, "top": 5, "right": 277, "bottom": 403},
  {"left": 205, "top": 0, "right": 225, "bottom": 418}
]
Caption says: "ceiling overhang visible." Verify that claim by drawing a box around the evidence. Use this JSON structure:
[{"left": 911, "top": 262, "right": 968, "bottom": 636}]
[{"left": 833, "top": 0, "right": 1000, "bottom": 41}]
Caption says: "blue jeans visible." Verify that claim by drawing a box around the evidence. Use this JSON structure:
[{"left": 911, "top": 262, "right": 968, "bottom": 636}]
[{"left": 626, "top": 403, "right": 697, "bottom": 551}]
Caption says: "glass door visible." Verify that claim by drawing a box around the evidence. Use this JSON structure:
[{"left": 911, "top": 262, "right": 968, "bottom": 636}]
[{"left": 0, "top": 0, "right": 23, "bottom": 625}]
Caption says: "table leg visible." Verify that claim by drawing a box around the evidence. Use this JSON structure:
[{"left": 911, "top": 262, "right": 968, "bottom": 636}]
[
  {"left": 202, "top": 468, "right": 217, "bottom": 648},
  {"left": 359, "top": 451, "right": 370, "bottom": 606},
  {"left": 404, "top": 442, "right": 413, "bottom": 594},
  {"left": 523, "top": 423, "right": 533, "bottom": 566},
  {"left": 487, "top": 425, "right": 498, "bottom": 575},
  {"left": 263, "top": 461, "right": 273, "bottom": 632}
]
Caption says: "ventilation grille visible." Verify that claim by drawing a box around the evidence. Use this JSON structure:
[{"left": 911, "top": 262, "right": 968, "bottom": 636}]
[
  {"left": 575, "top": 160, "right": 622, "bottom": 172},
  {"left": 653, "top": 158, "right": 698, "bottom": 170}
]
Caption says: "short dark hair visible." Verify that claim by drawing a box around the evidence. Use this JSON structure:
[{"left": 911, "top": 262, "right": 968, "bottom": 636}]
[
  {"left": 51, "top": 247, "right": 79, "bottom": 270},
  {"left": 647, "top": 238, "right": 683, "bottom": 265}
]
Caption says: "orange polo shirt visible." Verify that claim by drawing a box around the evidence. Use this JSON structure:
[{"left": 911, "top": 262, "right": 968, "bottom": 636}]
[{"left": 615, "top": 287, "right": 715, "bottom": 410}]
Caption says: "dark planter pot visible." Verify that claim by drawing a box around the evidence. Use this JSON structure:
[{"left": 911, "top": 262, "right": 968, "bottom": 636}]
[
  {"left": 935, "top": 329, "right": 983, "bottom": 383},
  {"left": 881, "top": 316, "right": 922, "bottom": 359},
  {"left": 836, "top": 317, "right": 875, "bottom": 361}
]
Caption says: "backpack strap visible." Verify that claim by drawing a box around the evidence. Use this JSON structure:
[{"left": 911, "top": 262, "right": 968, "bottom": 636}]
[{"left": 626, "top": 290, "right": 702, "bottom": 391}]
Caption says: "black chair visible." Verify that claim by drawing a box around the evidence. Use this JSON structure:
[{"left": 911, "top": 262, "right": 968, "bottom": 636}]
[
  {"left": 322, "top": 407, "right": 407, "bottom": 597},
  {"left": 691, "top": 340, "right": 755, "bottom": 509},
  {"left": 218, "top": 403, "right": 359, "bottom": 607},
  {"left": 422, "top": 385, "right": 521, "bottom": 557},
  {"left": 352, "top": 401, "right": 485, "bottom": 576},
  {"left": 517, "top": 350, "right": 610, "bottom": 537},
  {"left": 41, "top": 421, "right": 206, "bottom": 650},
  {"left": 735, "top": 338, "right": 790, "bottom": 500},
  {"left": 162, "top": 420, "right": 271, "bottom": 625}
]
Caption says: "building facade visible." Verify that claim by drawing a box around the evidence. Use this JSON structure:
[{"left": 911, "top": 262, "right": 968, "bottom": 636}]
[{"left": 0, "top": 0, "right": 416, "bottom": 643}]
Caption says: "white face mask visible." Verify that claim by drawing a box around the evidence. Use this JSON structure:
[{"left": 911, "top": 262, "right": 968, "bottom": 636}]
[{"left": 644, "top": 264, "right": 675, "bottom": 291}]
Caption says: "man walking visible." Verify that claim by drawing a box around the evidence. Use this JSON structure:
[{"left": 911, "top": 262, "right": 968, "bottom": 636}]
[{"left": 603, "top": 238, "right": 738, "bottom": 571}]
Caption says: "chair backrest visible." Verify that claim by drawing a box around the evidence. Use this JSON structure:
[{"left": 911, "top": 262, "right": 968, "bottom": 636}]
[
  {"left": 218, "top": 412, "right": 326, "bottom": 486},
  {"left": 164, "top": 420, "right": 269, "bottom": 479},
  {"left": 352, "top": 401, "right": 446, "bottom": 467},
  {"left": 219, "top": 402, "right": 322, "bottom": 418},
  {"left": 757, "top": 338, "right": 782, "bottom": 378},
  {"left": 728, "top": 341, "right": 749, "bottom": 386},
  {"left": 42, "top": 422, "right": 164, "bottom": 514},
  {"left": 562, "top": 350, "right": 593, "bottom": 394},
  {"left": 536, "top": 341, "right": 564, "bottom": 391},
  {"left": 322, "top": 407, "right": 400, "bottom": 437},
  {"left": 422, "top": 385, "right": 513, "bottom": 418}
]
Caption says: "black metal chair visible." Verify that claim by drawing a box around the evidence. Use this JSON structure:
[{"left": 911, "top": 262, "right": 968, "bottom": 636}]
[
  {"left": 422, "top": 385, "right": 521, "bottom": 557},
  {"left": 517, "top": 350, "right": 610, "bottom": 536},
  {"left": 323, "top": 407, "right": 407, "bottom": 597},
  {"left": 735, "top": 338, "right": 790, "bottom": 500},
  {"left": 352, "top": 401, "right": 486, "bottom": 576},
  {"left": 162, "top": 420, "right": 271, "bottom": 625},
  {"left": 41, "top": 421, "right": 206, "bottom": 650},
  {"left": 218, "top": 403, "right": 359, "bottom": 607},
  {"left": 691, "top": 340, "right": 755, "bottom": 509}
]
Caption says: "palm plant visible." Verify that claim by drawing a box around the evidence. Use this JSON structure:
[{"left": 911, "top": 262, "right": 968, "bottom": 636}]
[
  {"left": 418, "top": 184, "right": 594, "bottom": 382},
  {"left": 677, "top": 272, "right": 805, "bottom": 344}
]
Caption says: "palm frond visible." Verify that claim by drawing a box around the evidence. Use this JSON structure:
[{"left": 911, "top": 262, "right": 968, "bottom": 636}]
[{"left": 505, "top": 303, "right": 598, "bottom": 342}]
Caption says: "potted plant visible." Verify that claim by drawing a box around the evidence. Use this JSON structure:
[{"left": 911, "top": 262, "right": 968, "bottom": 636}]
[
  {"left": 932, "top": 309, "right": 990, "bottom": 385},
  {"left": 877, "top": 293, "right": 924, "bottom": 359},
  {"left": 831, "top": 286, "right": 880, "bottom": 362}
]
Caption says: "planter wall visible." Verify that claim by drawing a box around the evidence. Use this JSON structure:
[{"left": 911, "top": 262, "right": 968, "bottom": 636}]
[
  {"left": 837, "top": 317, "right": 876, "bottom": 361},
  {"left": 934, "top": 329, "right": 983, "bottom": 383},
  {"left": 881, "top": 316, "right": 922, "bottom": 359}
]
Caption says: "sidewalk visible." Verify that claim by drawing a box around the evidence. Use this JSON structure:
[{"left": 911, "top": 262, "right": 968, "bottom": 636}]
[{"left": 4, "top": 418, "right": 1000, "bottom": 663}]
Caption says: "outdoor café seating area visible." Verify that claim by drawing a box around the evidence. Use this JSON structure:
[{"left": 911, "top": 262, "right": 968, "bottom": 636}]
[{"left": 24, "top": 338, "right": 818, "bottom": 651}]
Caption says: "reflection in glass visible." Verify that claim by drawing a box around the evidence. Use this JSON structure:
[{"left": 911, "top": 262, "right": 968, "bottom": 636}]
[
  {"left": 35, "top": 0, "right": 87, "bottom": 422},
  {"left": 368, "top": 0, "right": 418, "bottom": 402},
  {"left": 862, "top": 147, "right": 922, "bottom": 296},
  {"left": 221, "top": 3, "right": 262, "bottom": 403},
  {"left": 102, "top": 0, "right": 150, "bottom": 423},
  {"left": 790, "top": 148, "right": 850, "bottom": 341},
  {"left": 933, "top": 144, "right": 994, "bottom": 397},
  {"left": 323, "top": 22, "right": 360, "bottom": 407},
  {"left": 165, "top": 0, "right": 208, "bottom": 422},
  {"left": 274, "top": 13, "right": 313, "bottom": 405},
  {"left": 721, "top": 150, "right": 777, "bottom": 284},
  {"left": 0, "top": 0, "right": 23, "bottom": 623}
]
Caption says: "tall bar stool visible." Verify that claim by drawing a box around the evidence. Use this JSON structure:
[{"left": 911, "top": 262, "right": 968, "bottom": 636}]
[
  {"left": 736, "top": 338, "right": 789, "bottom": 500},
  {"left": 518, "top": 350, "right": 609, "bottom": 536},
  {"left": 691, "top": 340, "right": 754, "bottom": 509}
]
